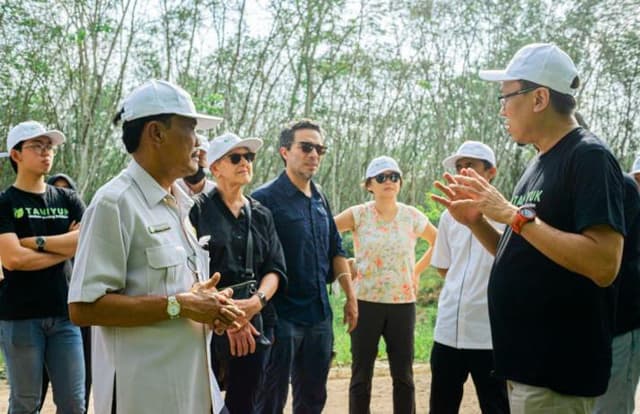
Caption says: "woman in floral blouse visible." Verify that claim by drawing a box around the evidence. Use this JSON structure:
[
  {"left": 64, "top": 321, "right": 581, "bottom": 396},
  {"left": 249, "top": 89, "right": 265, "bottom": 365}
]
[{"left": 334, "top": 155, "right": 437, "bottom": 414}]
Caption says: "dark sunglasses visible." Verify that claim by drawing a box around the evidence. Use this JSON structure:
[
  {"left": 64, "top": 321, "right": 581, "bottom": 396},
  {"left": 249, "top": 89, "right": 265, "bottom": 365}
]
[
  {"left": 296, "top": 142, "right": 328, "bottom": 156},
  {"left": 226, "top": 152, "right": 256, "bottom": 164},
  {"left": 374, "top": 172, "right": 401, "bottom": 184}
]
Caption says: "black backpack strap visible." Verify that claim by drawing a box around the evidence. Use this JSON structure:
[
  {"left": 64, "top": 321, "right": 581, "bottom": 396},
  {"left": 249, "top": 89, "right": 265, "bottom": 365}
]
[{"left": 243, "top": 198, "right": 254, "bottom": 280}]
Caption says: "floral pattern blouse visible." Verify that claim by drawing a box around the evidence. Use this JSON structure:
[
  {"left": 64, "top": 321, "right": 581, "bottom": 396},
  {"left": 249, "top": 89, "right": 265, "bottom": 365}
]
[{"left": 351, "top": 201, "right": 429, "bottom": 303}]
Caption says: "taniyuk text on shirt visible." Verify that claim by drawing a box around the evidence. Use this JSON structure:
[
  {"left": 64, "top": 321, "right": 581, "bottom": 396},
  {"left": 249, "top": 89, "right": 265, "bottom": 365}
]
[
  {"left": 13, "top": 207, "right": 69, "bottom": 220},
  {"left": 511, "top": 190, "right": 543, "bottom": 207}
]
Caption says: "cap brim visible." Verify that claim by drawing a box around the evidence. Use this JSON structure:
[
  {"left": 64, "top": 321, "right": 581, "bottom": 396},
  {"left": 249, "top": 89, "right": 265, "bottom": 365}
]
[
  {"left": 44, "top": 130, "right": 65, "bottom": 145},
  {"left": 190, "top": 114, "right": 223, "bottom": 131},
  {"left": 365, "top": 167, "right": 402, "bottom": 179},
  {"left": 478, "top": 69, "right": 518, "bottom": 82},
  {"left": 442, "top": 154, "right": 462, "bottom": 170},
  {"left": 227, "top": 138, "right": 263, "bottom": 155},
  {"left": 631, "top": 169, "right": 640, "bottom": 175}
]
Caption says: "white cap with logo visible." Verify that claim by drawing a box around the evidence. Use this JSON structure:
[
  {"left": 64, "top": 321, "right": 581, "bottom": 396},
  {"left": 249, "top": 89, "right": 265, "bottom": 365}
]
[
  {"left": 631, "top": 156, "right": 640, "bottom": 175},
  {"left": 365, "top": 156, "right": 402, "bottom": 179},
  {"left": 6, "top": 121, "right": 65, "bottom": 151},
  {"left": 121, "top": 80, "right": 223, "bottom": 130},
  {"left": 479, "top": 43, "right": 579, "bottom": 96},
  {"left": 206, "top": 132, "right": 263, "bottom": 167},
  {"left": 442, "top": 141, "right": 496, "bottom": 171}
]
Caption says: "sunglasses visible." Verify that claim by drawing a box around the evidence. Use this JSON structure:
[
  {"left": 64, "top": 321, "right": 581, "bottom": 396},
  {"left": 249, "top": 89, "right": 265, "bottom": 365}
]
[
  {"left": 374, "top": 172, "right": 401, "bottom": 184},
  {"left": 296, "top": 142, "right": 328, "bottom": 156},
  {"left": 226, "top": 152, "right": 256, "bottom": 164}
]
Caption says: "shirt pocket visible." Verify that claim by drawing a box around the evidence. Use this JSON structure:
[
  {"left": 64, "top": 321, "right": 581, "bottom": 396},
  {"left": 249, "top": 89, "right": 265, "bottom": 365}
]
[{"left": 145, "top": 244, "right": 187, "bottom": 295}]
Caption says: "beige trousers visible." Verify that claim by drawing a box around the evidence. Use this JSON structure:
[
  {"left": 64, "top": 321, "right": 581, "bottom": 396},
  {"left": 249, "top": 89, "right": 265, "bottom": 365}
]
[{"left": 507, "top": 381, "right": 595, "bottom": 414}]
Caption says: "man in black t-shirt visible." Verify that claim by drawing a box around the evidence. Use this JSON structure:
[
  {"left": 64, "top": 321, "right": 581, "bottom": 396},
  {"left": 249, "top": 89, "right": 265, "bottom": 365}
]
[
  {"left": 0, "top": 121, "right": 86, "bottom": 413},
  {"left": 433, "top": 43, "right": 625, "bottom": 413}
]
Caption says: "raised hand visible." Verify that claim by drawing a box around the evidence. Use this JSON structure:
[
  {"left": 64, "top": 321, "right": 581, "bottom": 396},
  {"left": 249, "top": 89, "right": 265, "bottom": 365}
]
[{"left": 431, "top": 172, "right": 484, "bottom": 225}]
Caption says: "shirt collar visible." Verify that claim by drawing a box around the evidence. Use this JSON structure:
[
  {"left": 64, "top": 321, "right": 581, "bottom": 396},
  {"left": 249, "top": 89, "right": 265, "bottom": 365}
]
[
  {"left": 126, "top": 160, "right": 194, "bottom": 212},
  {"left": 276, "top": 170, "right": 320, "bottom": 198}
]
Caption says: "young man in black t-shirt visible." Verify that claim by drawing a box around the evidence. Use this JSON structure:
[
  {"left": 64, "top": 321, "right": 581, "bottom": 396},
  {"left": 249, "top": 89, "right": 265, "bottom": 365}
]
[
  {"left": 0, "top": 121, "right": 86, "bottom": 413},
  {"left": 433, "top": 43, "right": 625, "bottom": 413}
]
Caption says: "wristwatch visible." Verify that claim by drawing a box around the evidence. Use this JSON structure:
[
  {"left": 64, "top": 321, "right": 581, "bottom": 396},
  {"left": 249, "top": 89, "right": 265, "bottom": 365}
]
[
  {"left": 254, "top": 291, "right": 268, "bottom": 309},
  {"left": 166, "top": 295, "right": 181, "bottom": 320},
  {"left": 511, "top": 205, "right": 537, "bottom": 235},
  {"left": 35, "top": 236, "right": 46, "bottom": 252}
]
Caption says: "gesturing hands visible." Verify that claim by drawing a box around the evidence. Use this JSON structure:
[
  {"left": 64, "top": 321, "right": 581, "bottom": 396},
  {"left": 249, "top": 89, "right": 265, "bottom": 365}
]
[{"left": 431, "top": 168, "right": 517, "bottom": 225}]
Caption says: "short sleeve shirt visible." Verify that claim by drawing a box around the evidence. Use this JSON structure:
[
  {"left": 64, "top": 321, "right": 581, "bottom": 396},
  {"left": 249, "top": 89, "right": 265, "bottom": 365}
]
[
  {"left": 351, "top": 202, "right": 428, "bottom": 303},
  {"left": 0, "top": 185, "right": 85, "bottom": 319},
  {"left": 68, "top": 161, "right": 223, "bottom": 414}
]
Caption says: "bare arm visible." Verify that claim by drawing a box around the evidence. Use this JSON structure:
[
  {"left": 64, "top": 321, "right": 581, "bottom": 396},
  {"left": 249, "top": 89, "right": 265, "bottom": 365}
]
[
  {"left": 20, "top": 229, "right": 80, "bottom": 257},
  {"left": 334, "top": 207, "right": 355, "bottom": 233},
  {"left": 70, "top": 274, "right": 244, "bottom": 328},
  {"left": 441, "top": 169, "right": 623, "bottom": 286},
  {"left": 333, "top": 255, "right": 358, "bottom": 332},
  {"left": 414, "top": 222, "right": 438, "bottom": 276},
  {"left": 0, "top": 233, "right": 68, "bottom": 271},
  {"left": 518, "top": 220, "right": 623, "bottom": 287}
]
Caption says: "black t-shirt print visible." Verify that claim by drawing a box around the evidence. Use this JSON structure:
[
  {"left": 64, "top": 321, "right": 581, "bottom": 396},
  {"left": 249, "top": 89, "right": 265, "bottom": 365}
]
[{"left": 0, "top": 185, "right": 85, "bottom": 319}]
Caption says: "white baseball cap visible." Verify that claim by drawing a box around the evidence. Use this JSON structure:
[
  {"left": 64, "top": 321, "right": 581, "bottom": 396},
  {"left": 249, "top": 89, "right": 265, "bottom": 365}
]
[
  {"left": 365, "top": 156, "right": 402, "bottom": 179},
  {"left": 207, "top": 132, "right": 263, "bottom": 167},
  {"left": 196, "top": 134, "right": 209, "bottom": 153},
  {"left": 6, "top": 121, "right": 65, "bottom": 151},
  {"left": 479, "top": 43, "right": 579, "bottom": 96},
  {"left": 631, "top": 156, "right": 640, "bottom": 175},
  {"left": 121, "top": 80, "right": 223, "bottom": 130},
  {"left": 442, "top": 141, "right": 496, "bottom": 171}
]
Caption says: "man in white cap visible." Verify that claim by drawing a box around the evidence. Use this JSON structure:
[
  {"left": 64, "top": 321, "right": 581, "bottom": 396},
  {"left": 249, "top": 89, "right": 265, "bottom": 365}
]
[
  {"left": 631, "top": 156, "right": 640, "bottom": 187},
  {"left": 189, "top": 132, "right": 287, "bottom": 413},
  {"left": 0, "top": 121, "right": 86, "bottom": 413},
  {"left": 429, "top": 141, "right": 509, "bottom": 413},
  {"left": 433, "top": 43, "right": 625, "bottom": 413},
  {"left": 68, "top": 80, "right": 244, "bottom": 414},
  {"left": 176, "top": 133, "right": 216, "bottom": 197}
]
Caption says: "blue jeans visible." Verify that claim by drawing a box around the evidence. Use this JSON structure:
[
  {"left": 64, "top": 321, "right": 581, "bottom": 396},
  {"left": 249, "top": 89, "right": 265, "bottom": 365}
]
[
  {"left": 0, "top": 317, "right": 85, "bottom": 414},
  {"left": 593, "top": 327, "right": 640, "bottom": 414},
  {"left": 255, "top": 315, "right": 333, "bottom": 414}
]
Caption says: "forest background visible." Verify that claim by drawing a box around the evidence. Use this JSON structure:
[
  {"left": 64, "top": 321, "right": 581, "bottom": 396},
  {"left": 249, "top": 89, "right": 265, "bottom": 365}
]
[{"left": 0, "top": 0, "right": 639, "bottom": 365}]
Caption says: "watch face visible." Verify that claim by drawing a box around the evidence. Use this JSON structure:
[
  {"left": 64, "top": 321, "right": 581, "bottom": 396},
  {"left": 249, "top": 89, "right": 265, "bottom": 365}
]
[
  {"left": 521, "top": 207, "right": 536, "bottom": 219},
  {"left": 168, "top": 303, "right": 180, "bottom": 316}
]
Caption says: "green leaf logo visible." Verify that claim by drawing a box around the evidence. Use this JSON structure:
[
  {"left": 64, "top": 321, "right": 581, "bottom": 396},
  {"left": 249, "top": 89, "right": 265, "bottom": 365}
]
[{"left": 14, "top": 208, "right": 24, "bottom": 219}]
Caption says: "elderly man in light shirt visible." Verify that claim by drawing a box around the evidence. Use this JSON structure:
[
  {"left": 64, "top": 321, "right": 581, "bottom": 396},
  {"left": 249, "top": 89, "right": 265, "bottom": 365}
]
[{"left": 68, "top": 80, "right": 244, "bottom": 414}]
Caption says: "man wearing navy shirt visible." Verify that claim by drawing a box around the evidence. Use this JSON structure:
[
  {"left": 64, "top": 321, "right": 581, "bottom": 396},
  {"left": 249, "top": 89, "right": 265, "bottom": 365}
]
[{"left": 253, "top": 119, "right": 357, "bottom": 414}]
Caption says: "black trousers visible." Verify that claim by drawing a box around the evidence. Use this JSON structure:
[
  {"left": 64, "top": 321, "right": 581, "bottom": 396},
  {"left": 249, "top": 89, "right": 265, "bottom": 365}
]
[
  {"left": 349, "top": 300, "right": 416, "bottom": 414},
  {"left": 212, "top": 339, "right": 267, "bottom": 414},
  {"left": 429, "top": 341, "right": 509, "bottom": 414}
]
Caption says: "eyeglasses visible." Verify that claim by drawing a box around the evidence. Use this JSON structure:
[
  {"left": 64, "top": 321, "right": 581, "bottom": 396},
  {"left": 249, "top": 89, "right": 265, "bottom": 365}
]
[
  {"left": 497, "top": 87, "right": 537, "bottom": 106},
  {"left": 374, "top": 172, "right": 401, "bottom": 184},
  {"left": 22, "top": 143, "right": 58, "bottom": 155},
  {"left": 226, "top": 152, "right": 255, "bottom": 164},
  {"left": 296, "top": 142, "right": 328, "bottom": 156}
]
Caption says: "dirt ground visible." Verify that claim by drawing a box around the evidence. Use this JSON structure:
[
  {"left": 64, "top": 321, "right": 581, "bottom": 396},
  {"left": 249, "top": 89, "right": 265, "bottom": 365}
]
[
  {"left": 0, "top": 363, "right": 481, "bottom": 414},
  {"left": 4, "top": 363, "right": 640, "bottom": 413}
]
